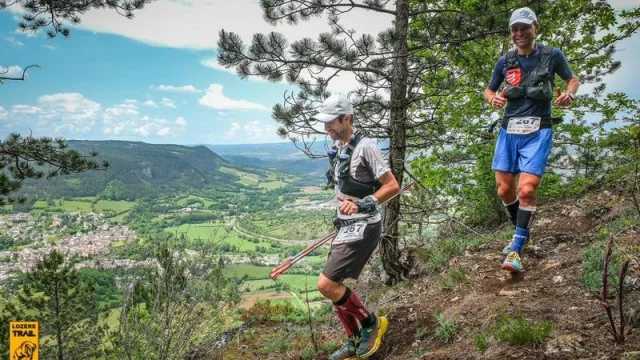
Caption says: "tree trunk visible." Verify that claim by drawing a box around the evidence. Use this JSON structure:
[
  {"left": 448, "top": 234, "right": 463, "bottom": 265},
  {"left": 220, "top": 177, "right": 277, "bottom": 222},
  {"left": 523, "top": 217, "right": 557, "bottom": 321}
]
[
  {"left": 55, "top": 283, "right": 64, "bottom": 360},
  {"left": 380, "top": 0, "right": 411, "bottom": 285}
]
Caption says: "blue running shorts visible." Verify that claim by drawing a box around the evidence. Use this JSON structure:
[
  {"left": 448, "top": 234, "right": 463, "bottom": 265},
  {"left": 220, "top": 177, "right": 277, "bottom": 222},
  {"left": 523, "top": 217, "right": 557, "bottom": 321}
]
[{"left": 491, "top": 128, "right": 553, "bottom": 177}]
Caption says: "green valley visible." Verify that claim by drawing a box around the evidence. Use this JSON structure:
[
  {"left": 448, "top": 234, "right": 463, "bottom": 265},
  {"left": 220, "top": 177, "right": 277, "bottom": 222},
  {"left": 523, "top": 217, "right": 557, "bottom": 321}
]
[{"left": 0, "top": 140, "right": 337, "bottom": 348}]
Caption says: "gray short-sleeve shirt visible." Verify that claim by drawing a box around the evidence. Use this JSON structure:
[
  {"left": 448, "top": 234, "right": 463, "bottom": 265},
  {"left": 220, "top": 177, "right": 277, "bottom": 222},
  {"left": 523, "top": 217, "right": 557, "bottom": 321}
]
[{"left": 333, "top": 132, "right": 391, "bottom": 221}]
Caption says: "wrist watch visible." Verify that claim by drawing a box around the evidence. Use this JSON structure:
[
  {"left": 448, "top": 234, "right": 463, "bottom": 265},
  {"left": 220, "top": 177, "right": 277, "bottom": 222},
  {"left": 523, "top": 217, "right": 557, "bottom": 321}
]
[{"left": 568, "top": 93, "right": 575, "bottom": 100}]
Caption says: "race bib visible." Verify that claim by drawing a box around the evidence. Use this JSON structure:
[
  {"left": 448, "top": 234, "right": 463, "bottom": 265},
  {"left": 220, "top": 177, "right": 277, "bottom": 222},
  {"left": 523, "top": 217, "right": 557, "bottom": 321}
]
[
  {"left": 334, "top": 222, "right": 367, "bottom": 244},
  {"left": 506, "top": 116, "right": 541, "bottom": 135}
]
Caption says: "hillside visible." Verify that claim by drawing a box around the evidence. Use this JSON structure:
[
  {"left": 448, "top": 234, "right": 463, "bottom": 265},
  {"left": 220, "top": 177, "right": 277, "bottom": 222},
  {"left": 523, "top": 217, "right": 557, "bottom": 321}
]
[
  {"left": 207, "top": 140, "right": 391, "bottom": 179},
  {"left": 207, "top": 142, "right": 330, "bottom": 178},
  {"left": 16, "top": 140, "right": 233, "bottom": 200},
  {"left": 209, "top": 186, "right": 640, "bottom": 360}
]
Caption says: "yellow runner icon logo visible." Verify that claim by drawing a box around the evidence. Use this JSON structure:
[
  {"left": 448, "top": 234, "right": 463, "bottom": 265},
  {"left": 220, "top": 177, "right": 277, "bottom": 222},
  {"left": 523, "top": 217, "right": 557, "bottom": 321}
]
[{"left": 9, "top": 322, "right": 39, "bottom": 360}]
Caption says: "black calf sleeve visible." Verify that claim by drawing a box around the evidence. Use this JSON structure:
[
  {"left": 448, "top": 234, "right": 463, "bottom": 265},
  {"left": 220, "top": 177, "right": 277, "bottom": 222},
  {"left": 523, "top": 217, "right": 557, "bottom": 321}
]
[
  {"left": 516, "top": 206, "right": 536, "bottom": 230},
  {"left": 504, "top": 198, "right": 519, "bottom": 226}
]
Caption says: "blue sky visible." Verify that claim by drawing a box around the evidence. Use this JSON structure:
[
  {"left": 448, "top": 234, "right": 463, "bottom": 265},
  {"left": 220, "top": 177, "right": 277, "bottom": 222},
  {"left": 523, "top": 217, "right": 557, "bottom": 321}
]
[{"left": 1, "top": 0, "right": 639, "bottom": 145}]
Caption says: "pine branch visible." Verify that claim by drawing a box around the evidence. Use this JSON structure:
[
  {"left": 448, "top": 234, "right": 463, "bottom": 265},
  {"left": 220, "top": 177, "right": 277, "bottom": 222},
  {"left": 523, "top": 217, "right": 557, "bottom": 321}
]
[{"left": 0, "top": 65, "right": 40, "bottom": 84}]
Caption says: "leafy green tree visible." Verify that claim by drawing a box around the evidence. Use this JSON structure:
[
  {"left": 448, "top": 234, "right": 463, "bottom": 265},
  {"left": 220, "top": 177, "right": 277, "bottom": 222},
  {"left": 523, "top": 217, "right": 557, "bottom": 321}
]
[
  {"left": 106, "top": 243, "right": 239, "bottom": 360},
  {"left": 0, "top": 297, "right": 27, "bottom": 358},
  {"left": 0, "top": 134, "right": 108, "bottom": 205},
  {"left": 408, "top": 0, "right": 640, "bottom": 225},
  {"left": 599, "top": 101, "right": 640, "bottom": 216},
  {"left": 17, "top": 250, "right": 103, "bottom": 360}
]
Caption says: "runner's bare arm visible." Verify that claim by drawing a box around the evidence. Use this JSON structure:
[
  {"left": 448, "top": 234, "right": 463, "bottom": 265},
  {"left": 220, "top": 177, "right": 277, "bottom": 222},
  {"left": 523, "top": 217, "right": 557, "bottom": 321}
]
[
  {"left": 372, "top": 171, "right": 400, "bottom": 205},
  {"left": 555, "top": 75, "right": 580, "bottom": 106},
  {"left": 484, "top": 87, "right": 497, "bottom": 104}
]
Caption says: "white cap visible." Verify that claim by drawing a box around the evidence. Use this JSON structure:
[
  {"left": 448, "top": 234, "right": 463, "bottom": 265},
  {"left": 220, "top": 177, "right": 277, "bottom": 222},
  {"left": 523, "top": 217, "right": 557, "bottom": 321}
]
[
  {"left": 509, "top": 7, "right": 538, "bottom": 27},
  {"left": 310, "top": 93, "right": 353, "bottom": 123}
]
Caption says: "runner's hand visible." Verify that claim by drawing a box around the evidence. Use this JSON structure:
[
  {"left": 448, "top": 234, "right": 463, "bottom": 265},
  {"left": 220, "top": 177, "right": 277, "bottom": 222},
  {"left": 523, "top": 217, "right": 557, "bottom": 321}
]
[
  {"left": 491, "top": 88, "right": 508, "bottom": 109},
  {"left": 337, "top": 197, "right": 359, "bottom": 215},
  {"left": 554, "top": 88, "right": 573, "bottom": 107}
]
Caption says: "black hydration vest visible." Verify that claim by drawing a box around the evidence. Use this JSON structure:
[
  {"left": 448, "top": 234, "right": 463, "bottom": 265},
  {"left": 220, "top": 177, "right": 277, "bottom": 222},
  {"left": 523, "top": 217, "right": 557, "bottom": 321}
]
[
  {"left": 504, "top": 45, "right": 554, "bottom": 102},
  {"left": 328, "top": 131, "right": 381, "bottom": 199}
]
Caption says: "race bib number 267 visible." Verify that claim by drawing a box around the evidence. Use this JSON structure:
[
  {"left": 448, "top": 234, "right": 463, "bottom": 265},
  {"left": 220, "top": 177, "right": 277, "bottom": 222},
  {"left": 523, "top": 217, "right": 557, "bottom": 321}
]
[
  {"left": 507, "top": 116, "right": 541, "bottom": 135},
  {"left": 334, "top": 222, "right": 367, "bottom": 244}
]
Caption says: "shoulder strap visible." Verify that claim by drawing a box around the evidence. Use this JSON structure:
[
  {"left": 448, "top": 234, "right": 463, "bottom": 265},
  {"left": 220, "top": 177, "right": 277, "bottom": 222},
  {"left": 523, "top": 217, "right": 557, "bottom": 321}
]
[
  {"left": 345, "top": 131, "right": 364, "bottom": 156},
  {"left": 536, "top": 45, "right": 553, "bottom": 71},
  {"left": 505, "top": 50, "right": 520, "bottom": 70},
  {"left": 539, "top": 45, "right": 552, "bottom": 56}
]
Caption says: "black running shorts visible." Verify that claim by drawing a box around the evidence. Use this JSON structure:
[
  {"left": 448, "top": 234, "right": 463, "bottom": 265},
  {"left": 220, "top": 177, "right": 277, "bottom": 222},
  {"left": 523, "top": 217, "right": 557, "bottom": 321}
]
[{"left": 322, "top": 220, "right": 382, "bottom": 282}]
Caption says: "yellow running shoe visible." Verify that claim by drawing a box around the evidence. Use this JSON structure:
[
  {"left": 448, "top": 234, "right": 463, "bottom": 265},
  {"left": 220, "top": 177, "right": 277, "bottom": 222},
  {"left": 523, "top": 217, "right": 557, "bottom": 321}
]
[{"left": 356, "top": 315, "right": 388, "bottom": 358}]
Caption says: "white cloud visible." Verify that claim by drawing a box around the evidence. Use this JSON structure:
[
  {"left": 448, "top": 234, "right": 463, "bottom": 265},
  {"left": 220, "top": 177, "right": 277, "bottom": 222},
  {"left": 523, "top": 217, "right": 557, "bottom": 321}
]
[
  {"left": 102, "top": 101, "right": 185, "bottom": 138},
  {"left": 12, "top": 105, "right": 43, "bottom": 114},
  {"left": 38, "top": 93, "right": 101, "bottom": 122},
  {"left": 225, "top": 122, "right": 242, "bottom": 139},
  {"left": 62, "top": 0, "right": 392, "bottom": 51},
  {"left": 161, "top": 97, "right": 177, "bottom": 108},
  {"left": 124, "top": 99, "right": 138, "bottom": 104},
  {"left": 135, "top": 122, "right": 170, "bottom": 136},
  {"left": 8, "top": 93, "right": 101, "bottom": 133},
  {"left": 223, "top": 120, "right": 279, "bottom": 143},
  {"left": 143, "top": 100, "right": 158, "bottom": 108},
  {"left": 5, "top": 37, "right": 24, "bottom": 47},
  {"left": 104, "top": 103, "right": 139, "bottom": 119},
  {"left": 0, "top": 107, "right": 8, "bottom": 121},
  {"left": 151, "top": 84, "right": 200, "bottom": 93},
  {"left": 199, "top": 84, "right": 268, "bottom": 111},
  {"left": 43, "top": 44, "right": 57, "bottom": 50},
  {"left": 156, "top": 127, "right": 171, "bottom": 136}
]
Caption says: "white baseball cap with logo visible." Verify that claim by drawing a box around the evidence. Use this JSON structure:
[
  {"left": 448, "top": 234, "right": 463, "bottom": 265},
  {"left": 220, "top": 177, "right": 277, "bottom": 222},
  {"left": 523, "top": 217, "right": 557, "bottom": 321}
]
[
  {"left": 509, "top": 7, "right": 538, "bottom": 27},
  {"left": 310, "top": 93, "right": 354, "bottom": 123}
]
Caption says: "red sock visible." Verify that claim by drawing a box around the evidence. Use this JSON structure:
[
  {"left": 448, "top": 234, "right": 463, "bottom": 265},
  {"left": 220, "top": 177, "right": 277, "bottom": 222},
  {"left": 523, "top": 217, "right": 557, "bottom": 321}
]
[
  {"left": 334, "top": 305, "right": 359, "bottom": 337},
  {"left": 334, "top": 287, "right": 370, "bottom": 322}
]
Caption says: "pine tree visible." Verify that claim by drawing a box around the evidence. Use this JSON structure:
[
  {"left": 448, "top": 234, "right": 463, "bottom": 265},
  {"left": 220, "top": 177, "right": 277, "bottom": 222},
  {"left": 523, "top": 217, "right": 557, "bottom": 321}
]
[{"left": 17, "top": 250, "right": 103, "bottom": 360}]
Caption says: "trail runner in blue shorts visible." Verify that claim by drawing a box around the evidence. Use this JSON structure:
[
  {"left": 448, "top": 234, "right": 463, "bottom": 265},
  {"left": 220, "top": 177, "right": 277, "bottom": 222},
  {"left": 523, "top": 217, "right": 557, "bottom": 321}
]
[{"left": 483, "top": 7, "right": 580, "bottom": 273}]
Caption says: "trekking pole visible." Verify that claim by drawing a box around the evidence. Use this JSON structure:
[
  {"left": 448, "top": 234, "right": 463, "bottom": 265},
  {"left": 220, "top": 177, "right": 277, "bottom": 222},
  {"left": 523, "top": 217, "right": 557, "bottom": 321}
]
[{"left": 270, "top": 181, "right": 415, "bottom": 280}]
